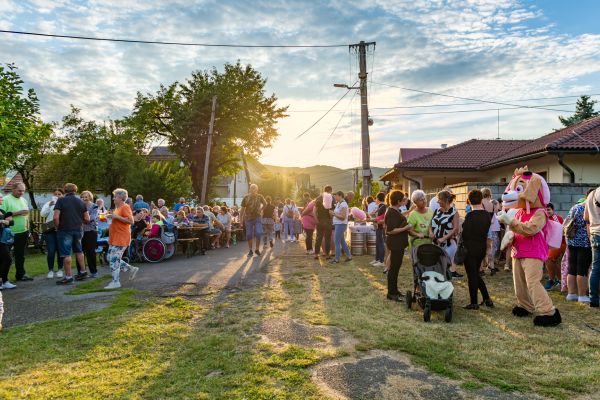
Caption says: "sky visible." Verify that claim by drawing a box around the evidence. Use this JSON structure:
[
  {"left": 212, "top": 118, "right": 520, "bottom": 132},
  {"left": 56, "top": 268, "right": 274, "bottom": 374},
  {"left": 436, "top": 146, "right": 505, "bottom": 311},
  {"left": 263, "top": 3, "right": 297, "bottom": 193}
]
[{"left": 2, "top": 0, "right": 600, "bottom": 169}]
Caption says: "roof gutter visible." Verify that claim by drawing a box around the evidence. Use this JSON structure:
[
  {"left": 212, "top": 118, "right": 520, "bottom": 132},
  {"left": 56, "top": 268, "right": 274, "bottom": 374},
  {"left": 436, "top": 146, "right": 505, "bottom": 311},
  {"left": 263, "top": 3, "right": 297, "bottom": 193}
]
[
  {"left": 557, "top": 154, "right": 575, "bottom": 183},
  {"left": 402, "top": 172, "right": 420, "bottom": 190}
]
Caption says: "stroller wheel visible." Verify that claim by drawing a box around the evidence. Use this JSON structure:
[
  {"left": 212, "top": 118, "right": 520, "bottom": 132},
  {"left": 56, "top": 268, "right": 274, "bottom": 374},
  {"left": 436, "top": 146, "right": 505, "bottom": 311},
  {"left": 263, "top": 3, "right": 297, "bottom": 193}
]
[
  {"left": 423, "top": 303, "right": 431, "bottom": 322},
  {"left": 444, "top": 307, "right": 453, "bottom": 323},
  {"left": 405, "top": 291, "right": 412, "bottom": 310}
]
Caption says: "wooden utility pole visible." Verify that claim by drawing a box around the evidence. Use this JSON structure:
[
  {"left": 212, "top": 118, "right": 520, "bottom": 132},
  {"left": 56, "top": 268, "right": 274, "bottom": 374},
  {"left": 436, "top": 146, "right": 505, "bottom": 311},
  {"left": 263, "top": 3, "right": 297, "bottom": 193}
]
[
  {"left": 200, "top": 95, "right": 217, "bottom": 204},
  {"left": 349, "top": 40, "right": 376, "bottom": 198}
]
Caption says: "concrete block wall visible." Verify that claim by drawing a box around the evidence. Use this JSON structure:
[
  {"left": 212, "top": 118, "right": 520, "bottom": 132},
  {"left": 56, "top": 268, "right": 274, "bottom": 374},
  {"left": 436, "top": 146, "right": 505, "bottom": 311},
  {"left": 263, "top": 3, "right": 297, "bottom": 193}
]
[{"left": 426, "top": 182, "right": 598, "bottom": 218}]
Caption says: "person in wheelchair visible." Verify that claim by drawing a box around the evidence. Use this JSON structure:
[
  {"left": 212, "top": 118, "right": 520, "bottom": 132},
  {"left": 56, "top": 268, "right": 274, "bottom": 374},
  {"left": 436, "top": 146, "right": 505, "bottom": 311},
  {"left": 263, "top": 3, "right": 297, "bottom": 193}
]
[{"left": 146, "top": 213, "right": 163, "bottom": 238}]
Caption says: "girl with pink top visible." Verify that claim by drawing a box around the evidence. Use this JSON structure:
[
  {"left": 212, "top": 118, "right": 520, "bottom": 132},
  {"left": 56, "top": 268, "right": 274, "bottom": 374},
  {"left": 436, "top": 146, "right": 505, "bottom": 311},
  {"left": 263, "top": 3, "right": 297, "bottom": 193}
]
[{"left": 301, "top": 193, "right": 317, "bottom": 254}]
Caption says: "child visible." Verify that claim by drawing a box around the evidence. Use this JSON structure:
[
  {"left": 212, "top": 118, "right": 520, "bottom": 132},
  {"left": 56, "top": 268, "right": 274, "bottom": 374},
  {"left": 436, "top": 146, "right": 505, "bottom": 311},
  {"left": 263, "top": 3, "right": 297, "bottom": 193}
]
[
  {"left": 274, "top": 221, "right": 282, "bottom": 240},
  {"left": 147, "top": 214, "right": 162, "bottom": 238}
]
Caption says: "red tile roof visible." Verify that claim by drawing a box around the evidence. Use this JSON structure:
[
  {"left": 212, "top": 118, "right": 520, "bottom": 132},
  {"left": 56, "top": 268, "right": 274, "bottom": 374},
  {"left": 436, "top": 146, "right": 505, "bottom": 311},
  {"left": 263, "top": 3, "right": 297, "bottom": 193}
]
[
  {"left": 395, "top": 139, "right": 527, "bottom": 170},
  {"left": 399, "top": 148, "right": 439, "bottom": 162},
  {"left": 2, "top": 173, "right": 23, "bottom": 192}
]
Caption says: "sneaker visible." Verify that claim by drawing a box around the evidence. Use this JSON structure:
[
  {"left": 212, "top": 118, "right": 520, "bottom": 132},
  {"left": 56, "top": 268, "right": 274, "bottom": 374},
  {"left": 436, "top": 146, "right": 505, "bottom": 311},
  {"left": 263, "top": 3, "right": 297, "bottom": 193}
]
[
  {"left": 504, "top": 266, "right": 511, "bottom": 272},
  {"left": 566, "top": 293, "right": 578, "bottom": 301},
  {"left": 55, "top": 270, "right": 64, "bottom": 278},
  {"left": 56, "top": 277, "right": 74, "bottom": 285},
  {"left": 16, "top": 275, "right": 33, "bottom": 281},
  {"left": 369, "top": 260, "right": 378, "bottom": 265},
  {"left": 552, "top": 280, "right": 561, "bottom": 290},
  {"left": 451, "top": 271, "right": 464, "bottom": 278},
  {"left": 90, "top": 273, "right": 98, "bottom": 278},
  {"left": 47, "top": 271, "right": 55, "bottom": 279},
  {"left": 129, "top": 266, "right": 139, "bottom": 281},
  {"left": 104, "top": 281, "right": 121, "bottom": 289},
  {"left": 578, "top": 295, "right": 591, "bottom": 303},
  {"left": 308, "top": 250, "right": 315, "bottom": 255},
  {"left": 373, "top": 261, "right": 384, "bottom": 267},
  {"left": 255, "top": 250, "right": 261, "bottom": 256},
  {"left": 1, "top": 281, "right": 17, "bottom": 289},
  {"left": 75, "top": 272, "right": 88, "bottom": 281},
  {"left": 247, "top": 250, "right": 254, "bottom": 257},
  {"left": 344, "top": 257, "right": 353, "bottom": 262},
  {"left": 544, "top": 279, "right": 554, "bottom": 291}
]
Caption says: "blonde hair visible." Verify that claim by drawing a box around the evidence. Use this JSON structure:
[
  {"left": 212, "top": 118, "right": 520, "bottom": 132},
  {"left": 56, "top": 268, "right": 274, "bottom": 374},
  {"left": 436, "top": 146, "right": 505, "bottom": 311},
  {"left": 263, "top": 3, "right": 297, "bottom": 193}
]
[
  {"left": 481, "top": 187, "right": 492, "bottom": 198},
  {"left": 80, "top": 190, "right": 94, "bottom": 201}
]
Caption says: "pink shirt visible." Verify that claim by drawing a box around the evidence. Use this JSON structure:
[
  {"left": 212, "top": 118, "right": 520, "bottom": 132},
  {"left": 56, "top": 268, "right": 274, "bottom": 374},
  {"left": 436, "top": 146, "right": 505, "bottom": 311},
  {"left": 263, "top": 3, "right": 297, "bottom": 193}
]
[
  {"left": 512, "top": 208, "right": 548, "bottom": 261},
  {"left": 301, "top": 200, "right": 317, "bottom": 230}
]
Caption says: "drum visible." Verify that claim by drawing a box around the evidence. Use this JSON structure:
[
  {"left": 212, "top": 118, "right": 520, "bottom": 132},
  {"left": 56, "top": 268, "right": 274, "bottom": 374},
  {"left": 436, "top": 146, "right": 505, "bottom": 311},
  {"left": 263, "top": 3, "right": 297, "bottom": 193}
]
[
  {"left": 351, "top": 232, "right": 365, "bottom": 256},
  {"left": 366, "top": 231, "right": 377, "bottom": 256}
]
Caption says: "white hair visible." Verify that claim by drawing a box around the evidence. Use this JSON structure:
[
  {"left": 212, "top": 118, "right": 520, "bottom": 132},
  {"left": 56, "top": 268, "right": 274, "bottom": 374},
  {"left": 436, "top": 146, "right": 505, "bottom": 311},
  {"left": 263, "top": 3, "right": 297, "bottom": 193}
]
[
  {"left": 411, "top": 190, "right": 426, "bottom": 203},
  {"left": 112, "top": 188, "right": 129, "bottom": 202}
]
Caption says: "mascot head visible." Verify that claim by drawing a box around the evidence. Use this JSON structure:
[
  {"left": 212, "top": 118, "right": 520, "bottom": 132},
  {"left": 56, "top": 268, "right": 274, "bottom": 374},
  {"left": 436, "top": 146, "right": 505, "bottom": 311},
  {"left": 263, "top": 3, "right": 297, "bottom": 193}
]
[{"left": 502, "top": 166, "right": 550, "bottom": 213}]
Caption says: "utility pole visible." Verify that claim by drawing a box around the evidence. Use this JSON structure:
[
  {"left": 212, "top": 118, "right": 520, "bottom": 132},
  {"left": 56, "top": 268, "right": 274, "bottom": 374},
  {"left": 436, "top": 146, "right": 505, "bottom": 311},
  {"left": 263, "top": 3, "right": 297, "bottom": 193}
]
[
  {"left": 344, "top": 40, "right": 376, "bottom": 198},
  {"left": 201, "top": 95, "right": 217, "bottom": 204}
]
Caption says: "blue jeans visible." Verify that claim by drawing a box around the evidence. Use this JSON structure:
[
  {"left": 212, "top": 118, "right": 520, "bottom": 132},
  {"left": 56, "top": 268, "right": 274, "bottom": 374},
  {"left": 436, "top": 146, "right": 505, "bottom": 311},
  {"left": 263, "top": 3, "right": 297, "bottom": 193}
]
[
  {"left": 57, "top": 230, "right": 83, "bottom": 257},
  {"left": 589, "top": 234, "right": 600, "bottom": 304},
  {"left": 334, "top": 224, "right": 351, "bottom": 261},
  {"left": 375, "top": 229, "right": 385, "bottom": 263},
  {"left": 42, "top": 231, "right": 63, "bottom": 271},
  {"left": 245, "top": 219, "right": 263, "bottom": 241},
  {"left": 283, "top": 218, "right": 294, "bottom": 240}
]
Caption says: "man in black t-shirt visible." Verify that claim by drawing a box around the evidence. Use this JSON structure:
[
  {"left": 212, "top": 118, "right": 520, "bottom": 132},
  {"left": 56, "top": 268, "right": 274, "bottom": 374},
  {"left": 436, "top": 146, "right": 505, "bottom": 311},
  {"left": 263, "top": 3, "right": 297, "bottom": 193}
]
[
  {"left": 372, "top": 192, "right": 387, "bottom": 267},
  {"left": 240, "top": 184, "right": 267, "bottom": 257},
  {"left": 54, "top": 183, "right": 90, "bottom": 285},
  {"left": 314, "top": 185, "right": 334, "bottom": 259}
]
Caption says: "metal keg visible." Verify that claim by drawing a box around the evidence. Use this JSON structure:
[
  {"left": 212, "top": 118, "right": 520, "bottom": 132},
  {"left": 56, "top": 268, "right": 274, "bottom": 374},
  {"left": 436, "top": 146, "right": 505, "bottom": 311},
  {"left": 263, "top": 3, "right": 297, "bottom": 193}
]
[
  {"left": 366, "top": 231, "right": 377, "bottom": 256},
  {"left": 351, "top": 232, "right": 365, "bottom": 256}
]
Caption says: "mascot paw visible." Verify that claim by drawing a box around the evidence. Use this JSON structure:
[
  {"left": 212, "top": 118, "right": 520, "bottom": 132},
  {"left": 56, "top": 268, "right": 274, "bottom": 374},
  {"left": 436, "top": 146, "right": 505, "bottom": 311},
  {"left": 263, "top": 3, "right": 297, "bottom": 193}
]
[
  {"left": 533, "top": 309, "right": 562, "bottom": 327},
  {"left": 497, "top": 209, "right": 517, "bottom": 225},
  {"left": 512, "top": 306, "right": 531, "bottom": 317},
  {"left": 500, "top": 231, "right": 514, "bottom": 251}
]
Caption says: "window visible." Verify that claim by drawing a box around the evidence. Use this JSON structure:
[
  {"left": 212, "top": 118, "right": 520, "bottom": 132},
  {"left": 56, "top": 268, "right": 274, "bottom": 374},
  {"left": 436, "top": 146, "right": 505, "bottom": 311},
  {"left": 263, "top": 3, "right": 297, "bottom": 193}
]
[{"left": 536, "top": 171, "right": 547, "bottom": 181}]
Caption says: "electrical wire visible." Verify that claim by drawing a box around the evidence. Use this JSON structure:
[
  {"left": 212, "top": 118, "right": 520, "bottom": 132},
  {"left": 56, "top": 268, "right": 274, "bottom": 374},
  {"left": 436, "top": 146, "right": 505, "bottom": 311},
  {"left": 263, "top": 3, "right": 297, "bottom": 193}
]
[
  {"left": 318, "top": 90, "right": 358, "bottom": 154},
  {"left": 295, "top": 81, "right": 358, "bottom": 139},
  {"left": 371, "top": 102, "right": 575, "bottom": 117},
  {"left": 0, "top": 29, "right": 349, "bottom": 48},
  {"left": 371, "top": 81, "right": 578, "bottom": 112}
]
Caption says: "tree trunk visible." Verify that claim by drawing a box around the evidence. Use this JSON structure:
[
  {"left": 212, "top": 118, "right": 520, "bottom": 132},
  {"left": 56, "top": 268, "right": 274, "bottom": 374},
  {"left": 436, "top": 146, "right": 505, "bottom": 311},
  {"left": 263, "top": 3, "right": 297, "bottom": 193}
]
[{"left": 18, "top": 169, "right": 38, "bottom": 209}]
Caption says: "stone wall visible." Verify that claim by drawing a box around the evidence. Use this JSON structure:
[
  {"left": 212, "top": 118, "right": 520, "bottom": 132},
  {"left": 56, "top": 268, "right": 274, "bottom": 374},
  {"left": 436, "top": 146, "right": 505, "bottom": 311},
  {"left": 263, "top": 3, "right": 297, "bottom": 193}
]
[{"left": 427, "top": 182, "right": 598, "bottom": 218}]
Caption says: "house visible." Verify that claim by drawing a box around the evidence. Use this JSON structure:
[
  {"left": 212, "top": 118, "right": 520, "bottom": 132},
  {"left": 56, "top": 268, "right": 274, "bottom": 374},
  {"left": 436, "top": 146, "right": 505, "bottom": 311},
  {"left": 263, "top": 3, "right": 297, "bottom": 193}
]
[{"left": 381, "top": 116, "right": 600, "bottom": 193}]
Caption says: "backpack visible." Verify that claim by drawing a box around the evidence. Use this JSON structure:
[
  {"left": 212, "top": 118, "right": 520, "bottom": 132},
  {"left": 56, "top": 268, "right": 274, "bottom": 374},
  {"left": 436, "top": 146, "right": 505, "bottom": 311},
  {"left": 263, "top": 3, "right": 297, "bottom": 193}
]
[
  {"left": 563, "top": 215, "right": 577, "bottom": 240},
  {"left": 0, "top": 227, "right": 14, "bottom": 245},
  {"left": 286, "top": 206, "right": 294, "bottom": 219}
]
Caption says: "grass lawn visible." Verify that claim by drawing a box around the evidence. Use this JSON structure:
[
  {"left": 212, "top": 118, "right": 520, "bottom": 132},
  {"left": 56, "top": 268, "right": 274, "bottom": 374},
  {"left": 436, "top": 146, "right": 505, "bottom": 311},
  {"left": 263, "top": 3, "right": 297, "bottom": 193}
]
[
  {"left": 1, "top": 247, "right": 599, "bottom": 399},
  {"left": 9, "top": 251, "right": 49, "bottom": 280}
]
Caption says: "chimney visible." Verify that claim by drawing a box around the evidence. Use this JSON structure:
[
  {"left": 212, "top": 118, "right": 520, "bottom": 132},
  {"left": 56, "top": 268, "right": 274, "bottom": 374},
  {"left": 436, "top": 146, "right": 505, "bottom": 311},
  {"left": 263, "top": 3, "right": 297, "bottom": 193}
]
[{"left": 441, "top": 144, "right": 448, "bottom": 149}]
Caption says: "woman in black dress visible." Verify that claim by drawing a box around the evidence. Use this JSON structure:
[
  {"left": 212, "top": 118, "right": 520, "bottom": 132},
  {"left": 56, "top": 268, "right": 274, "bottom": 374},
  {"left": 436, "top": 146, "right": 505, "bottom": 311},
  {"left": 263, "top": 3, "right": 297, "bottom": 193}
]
[
  {"left": 384, "top": 190, "right": 412, "bottom": 302},
  {"left": 462, "top": 189, "right": 494, "bottom": 309}
]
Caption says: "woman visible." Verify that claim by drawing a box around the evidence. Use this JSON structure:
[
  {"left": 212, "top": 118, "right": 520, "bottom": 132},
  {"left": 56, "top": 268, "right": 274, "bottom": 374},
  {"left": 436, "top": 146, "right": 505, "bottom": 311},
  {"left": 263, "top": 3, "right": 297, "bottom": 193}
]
[
  {"left": 462, "top": 189, "right": 493, "bottom": 309},
  {"left": 40, "top": 188, "right": 65, "bottom": 279},
  {"left": 331, "top": 191, "right": 352, "bottom": 264},
  {"left": 217, "top": 206, "right": 233, "bottom": 248},
  {"left": 544, "top": 203, "right": 565, "bottom": 290},
  {"left": 301, "top": 193, "right": 316, "bottom": 254},
  {"left": 429, "top": 190, "right": 463, "bottom": 278},
  {"left": 174, "top": 210, "right": 190, "bottom": 227},
  {"left": 384, "top": 190, "right": 412, "bottom": 302},
  {"left": 105, "top": 188, "right": 139, "bottom": 290},
  {"left": 79, "top": 191, "right": 99, "bottom": 277},
  {"left": 282, "top": 199, "right": 296, "bottom": 242},
  {"left": 261, "top": 197, "right": 277, "bottom": 249},
  {"left": 408, "top": 190, "right": 433, "bottom": 248},
  {"left": 566, "top": 199, "right": 591, "bottom": 303},
  {"left": 0, "top": 194, "right": 15, "bottom": 290},
  {"left": 481, "top": 188, "right": 501, "bottom": 275}
]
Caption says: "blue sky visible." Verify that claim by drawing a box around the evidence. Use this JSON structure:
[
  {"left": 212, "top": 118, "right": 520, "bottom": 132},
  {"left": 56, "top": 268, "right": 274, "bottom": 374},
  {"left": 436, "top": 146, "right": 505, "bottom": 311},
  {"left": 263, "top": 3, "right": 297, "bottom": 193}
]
[{"left": 1, "top": 0, "right": 600, "bottom": 168}]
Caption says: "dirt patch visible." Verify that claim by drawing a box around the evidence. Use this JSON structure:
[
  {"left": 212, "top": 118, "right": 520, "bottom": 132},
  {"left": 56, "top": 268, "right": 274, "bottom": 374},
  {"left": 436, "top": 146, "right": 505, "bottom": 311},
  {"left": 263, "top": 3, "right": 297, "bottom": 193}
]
[
  {"left": 256, "top": 315, "right": 357, "bottom": 352},
  {"left": 312, "top": 350, "right": 539, "bottom": 400}
]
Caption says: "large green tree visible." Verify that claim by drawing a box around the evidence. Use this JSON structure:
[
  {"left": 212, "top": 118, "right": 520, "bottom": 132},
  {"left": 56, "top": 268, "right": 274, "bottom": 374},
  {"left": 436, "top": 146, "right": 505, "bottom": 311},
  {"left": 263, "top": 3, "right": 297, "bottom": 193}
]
[
  {"left": 127, "top": 62, "right": 287, "bottom": 198},
  {"left": 126, "top": 161, "right": 193, "bottom": 206},
  {"left": 559, "top": 95, "right": 599, "bottom": 127}
]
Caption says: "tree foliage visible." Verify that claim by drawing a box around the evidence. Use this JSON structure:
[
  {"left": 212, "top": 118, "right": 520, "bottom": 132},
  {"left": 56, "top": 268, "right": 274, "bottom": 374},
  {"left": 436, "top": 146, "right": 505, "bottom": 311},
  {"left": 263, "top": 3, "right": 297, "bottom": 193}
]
[
  {"left": 127, "top": 62, "right": 287, "bottom": 198},
  {"left": 559, "top": 95, "right": 599, "bottom": 127},
  {"left": 126, "top": 161, "right": 192, "bottom": 206},
  {"left": 257, "top": 171, "right": 294, "bottom": 201}
]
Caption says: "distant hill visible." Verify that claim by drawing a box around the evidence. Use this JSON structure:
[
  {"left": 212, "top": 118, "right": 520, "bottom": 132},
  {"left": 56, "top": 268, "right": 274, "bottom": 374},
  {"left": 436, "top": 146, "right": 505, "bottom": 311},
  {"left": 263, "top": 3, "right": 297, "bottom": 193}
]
[{"left": 260, "top": 163, "right": 389, "bottom": 192}]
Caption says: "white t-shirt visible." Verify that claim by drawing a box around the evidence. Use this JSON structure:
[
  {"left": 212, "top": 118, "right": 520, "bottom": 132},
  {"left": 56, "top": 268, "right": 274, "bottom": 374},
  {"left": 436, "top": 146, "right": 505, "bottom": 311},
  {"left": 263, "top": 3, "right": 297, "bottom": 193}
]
[
  {"left": 429, "top": 197, "right": 440, "bottom": 213},
  {"left": 367, "top": 201, "right": 378, "bottom": 215},
  {"left": 333, "top": 200, "right": 349, "bottom": 224},
  {"left": 587, "top": 188, "right": 600, "bottom": 235}
]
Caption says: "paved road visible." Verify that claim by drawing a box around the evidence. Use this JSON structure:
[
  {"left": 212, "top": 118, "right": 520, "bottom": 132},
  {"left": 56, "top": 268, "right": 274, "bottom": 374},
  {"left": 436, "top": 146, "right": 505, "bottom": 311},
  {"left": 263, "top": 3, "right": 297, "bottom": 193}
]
[{"left": 1, "top": 242, "right": 276, "bottom": 328}]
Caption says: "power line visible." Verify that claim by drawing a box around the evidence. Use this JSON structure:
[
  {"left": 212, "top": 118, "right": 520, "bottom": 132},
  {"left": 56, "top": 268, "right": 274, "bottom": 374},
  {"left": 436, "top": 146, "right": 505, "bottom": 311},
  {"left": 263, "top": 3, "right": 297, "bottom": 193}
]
[
  {"left": 371, "top": 102, "right": 575, "bottom": 117},
  {"left": 371, "top": 81, "right": 579, "bottom": 113},
  {"left": 295, "top": 82, "right": 358, "bottom": 140},
  {"left": 318, "top": 90, "right": 358, "bottom": 154},
  {"left": 0, "top": 29, "right": 349, "bottom": 48}
]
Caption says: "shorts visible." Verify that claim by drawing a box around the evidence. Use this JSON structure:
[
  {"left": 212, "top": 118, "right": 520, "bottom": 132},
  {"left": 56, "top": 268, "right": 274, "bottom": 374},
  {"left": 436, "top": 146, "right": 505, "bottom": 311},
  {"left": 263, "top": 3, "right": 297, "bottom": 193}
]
[
  {"left": 568, "top": 245, "right": 592, "bottom": 276},
  {"left": 245, "top": 219, "right": 263, "bottom": 241},
  {"left": 57, "top": 229, "right": 83, "bottom": 257},
  {"left": 208, "top": 228, "right": 221, "bottom": 235}
]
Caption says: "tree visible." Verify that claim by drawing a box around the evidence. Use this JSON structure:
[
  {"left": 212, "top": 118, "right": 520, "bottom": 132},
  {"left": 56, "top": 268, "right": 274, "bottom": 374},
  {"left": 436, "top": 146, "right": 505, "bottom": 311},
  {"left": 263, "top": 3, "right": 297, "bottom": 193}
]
[
  {"left": 127, "top": 62, "right": 287, "bottom": 197},
  {"left": 559, "top": 95, "right": 599, "bottom": 127},
  {"left": 0, "top": 64, "right": 41, "bottom": 172},
  {"left": 258, "top": 171, "right": 294, "bottom": 201},
  {"left": 126, "top": 161, "right": 193, "bottom": 206}
]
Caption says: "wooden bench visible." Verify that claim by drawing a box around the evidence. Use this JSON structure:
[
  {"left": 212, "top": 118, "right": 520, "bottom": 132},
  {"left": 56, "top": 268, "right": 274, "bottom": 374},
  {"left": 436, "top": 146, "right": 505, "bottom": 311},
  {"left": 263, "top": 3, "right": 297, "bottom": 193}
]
[{"left": 176, "top": 238, "right": 199, "bottom": 258}]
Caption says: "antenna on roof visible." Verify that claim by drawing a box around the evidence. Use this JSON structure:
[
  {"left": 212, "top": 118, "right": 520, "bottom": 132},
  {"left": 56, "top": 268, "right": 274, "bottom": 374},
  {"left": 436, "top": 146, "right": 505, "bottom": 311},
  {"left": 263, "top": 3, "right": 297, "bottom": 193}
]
[{"left": 496, "top": 109, "right": 500, "bottom": 139}]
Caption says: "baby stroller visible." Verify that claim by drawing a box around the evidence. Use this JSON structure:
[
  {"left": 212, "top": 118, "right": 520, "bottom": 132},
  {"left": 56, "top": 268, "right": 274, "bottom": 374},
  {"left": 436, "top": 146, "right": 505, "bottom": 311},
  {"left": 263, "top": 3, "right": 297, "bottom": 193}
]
[{"left": 405, "top": 242, "right": 454, "bottom": 323}]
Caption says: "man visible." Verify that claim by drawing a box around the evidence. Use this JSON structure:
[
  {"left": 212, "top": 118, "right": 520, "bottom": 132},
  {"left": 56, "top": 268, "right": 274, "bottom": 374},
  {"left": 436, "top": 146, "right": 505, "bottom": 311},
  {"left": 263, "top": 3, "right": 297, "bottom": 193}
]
[
  {"left": 157, "top": 198, "right": 166, "bottom": 209},
  {"left": 314, "top": 185, "right": 334, "bottom": 260},
  {"left": 345, "top": 191, "right": 355, "bottom": 206},
  {"left": 174, "top": 197, "right": 187, "bottom": 212},
  {"left": 133, "top": 195, "right": 150, "bottom": 211},
  {"left": 54, "top": 183, "right": 90, "bottom": 285},
  {"left": 240, "top": 184, "right": 266, "bottom": 257},
  {"left": 3, "top": 183, "right": 32, "bottom": 281},
  {"left": 585, "top": 187, "right": 600, "bottom": 308},
  {"left": 370, "top": 192, "right": 387, "bottom": 268},
  {"left": 191, "top": 208, "right": 210, "bottom": 255}
]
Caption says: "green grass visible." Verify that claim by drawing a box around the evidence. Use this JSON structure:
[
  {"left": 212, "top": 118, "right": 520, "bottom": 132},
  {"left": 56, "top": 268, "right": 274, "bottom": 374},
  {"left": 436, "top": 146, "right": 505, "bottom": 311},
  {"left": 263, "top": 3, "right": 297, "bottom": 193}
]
[
  {"left": 64, "top": 275, "right": 113, "bottom": 295},
  {"left": 10, "top": 251, "right": 49, "bottom": 280}
]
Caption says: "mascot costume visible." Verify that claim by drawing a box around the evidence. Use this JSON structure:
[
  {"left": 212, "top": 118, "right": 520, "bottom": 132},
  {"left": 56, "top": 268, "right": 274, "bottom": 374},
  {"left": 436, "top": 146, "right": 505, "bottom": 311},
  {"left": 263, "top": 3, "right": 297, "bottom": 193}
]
[{"left": 497, "top": 166, "right": 562, "bottom": 327}]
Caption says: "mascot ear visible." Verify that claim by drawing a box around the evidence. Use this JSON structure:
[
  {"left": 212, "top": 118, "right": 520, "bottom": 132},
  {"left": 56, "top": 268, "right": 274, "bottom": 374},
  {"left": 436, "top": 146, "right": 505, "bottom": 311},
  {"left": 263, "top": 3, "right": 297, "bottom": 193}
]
[{"left": 522, "top": 174, "right": 542, "bottom": 203}]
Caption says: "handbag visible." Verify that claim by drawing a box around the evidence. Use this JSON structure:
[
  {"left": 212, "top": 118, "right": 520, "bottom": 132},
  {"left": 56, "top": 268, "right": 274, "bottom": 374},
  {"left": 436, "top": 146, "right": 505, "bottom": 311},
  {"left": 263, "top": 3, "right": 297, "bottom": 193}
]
[
  {"left": 43, "top": 220, "right": 55, "bottom": 233},
  {"left": 454, "top": 236, "right": 467, "bottom": 265},
  {"left": 0, "top": 227, "right": 15, "bottom": 245}
]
